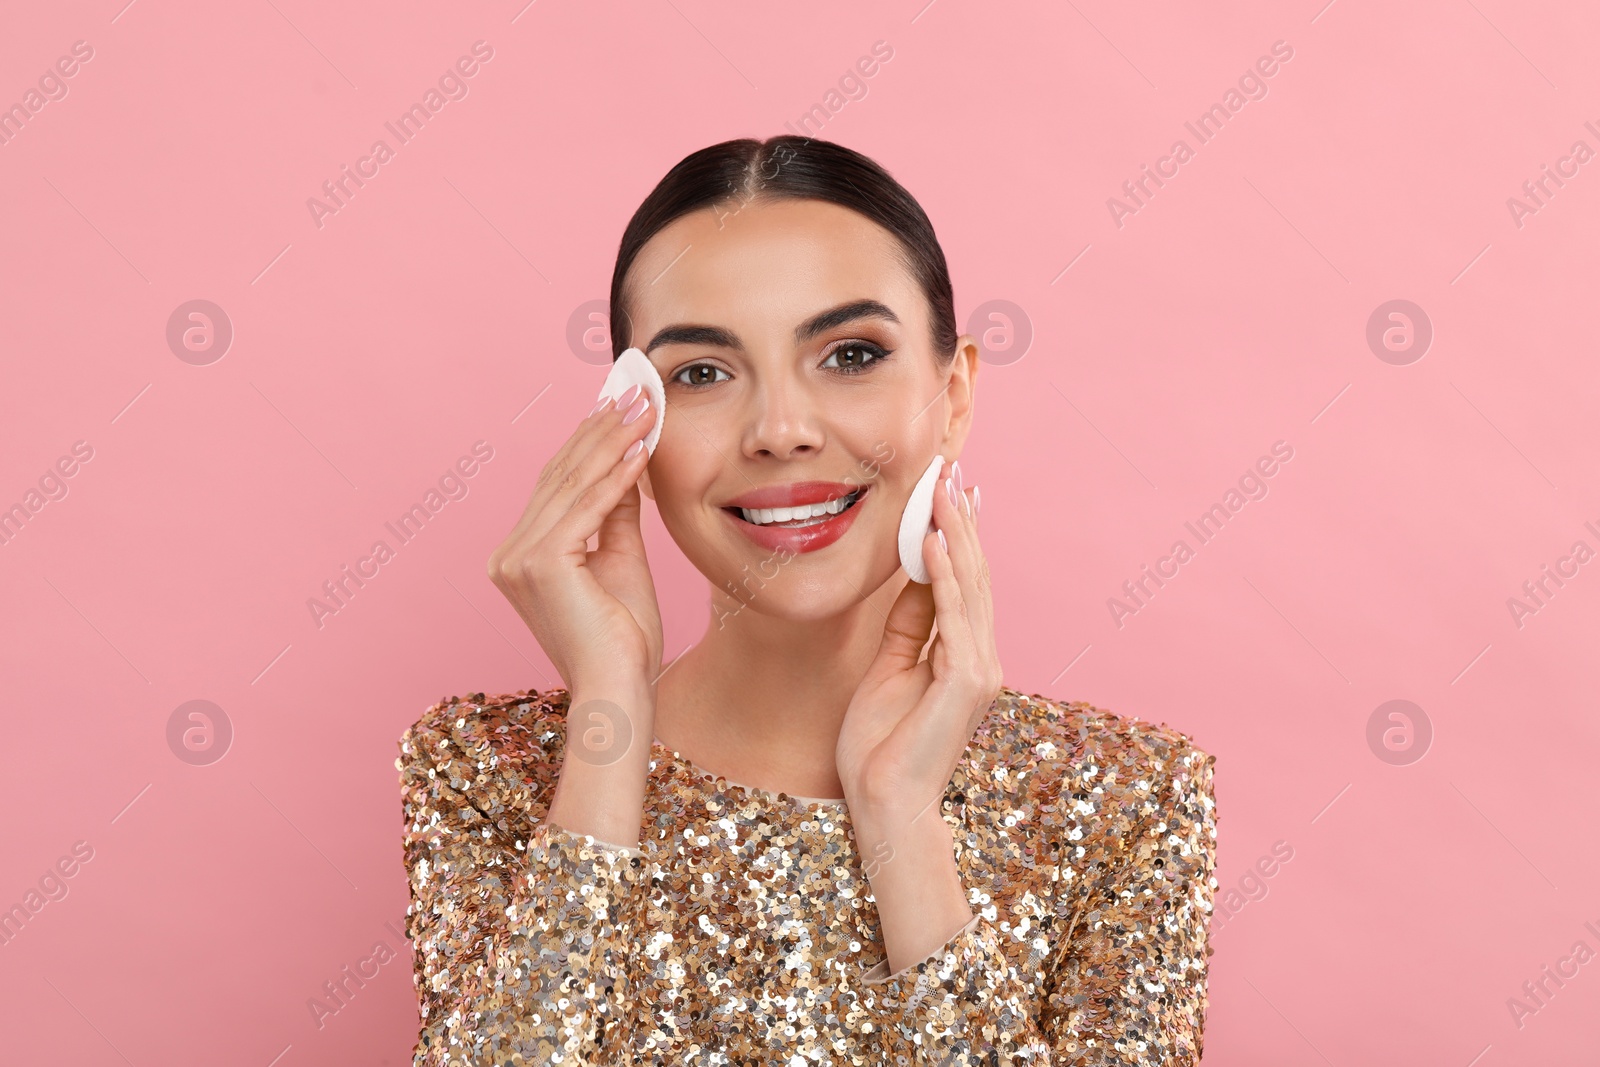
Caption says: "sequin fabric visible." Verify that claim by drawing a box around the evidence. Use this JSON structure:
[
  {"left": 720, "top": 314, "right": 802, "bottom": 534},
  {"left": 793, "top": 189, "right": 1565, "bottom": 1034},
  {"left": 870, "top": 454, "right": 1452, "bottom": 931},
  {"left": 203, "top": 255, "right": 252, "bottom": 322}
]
[{"left": 396, "top": 686, "right": 1217, "bottom": 1065}]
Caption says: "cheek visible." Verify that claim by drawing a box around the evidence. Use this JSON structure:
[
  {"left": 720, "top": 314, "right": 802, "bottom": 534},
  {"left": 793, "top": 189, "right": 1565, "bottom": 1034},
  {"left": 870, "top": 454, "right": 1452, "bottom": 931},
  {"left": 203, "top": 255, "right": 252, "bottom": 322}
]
[
  {"left": 865, "top": 429, "right": 938, "bottom": 507},
  {"left": 647, "top": 441, "right": 724, "bottom": 519}
]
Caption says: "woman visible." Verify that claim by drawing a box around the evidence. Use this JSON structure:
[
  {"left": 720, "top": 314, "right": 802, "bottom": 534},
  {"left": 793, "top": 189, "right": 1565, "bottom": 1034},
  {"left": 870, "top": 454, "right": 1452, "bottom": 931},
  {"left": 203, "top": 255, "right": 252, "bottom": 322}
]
[{"left": 397, "top": 135, "right": 1218, "bottom": 1064}]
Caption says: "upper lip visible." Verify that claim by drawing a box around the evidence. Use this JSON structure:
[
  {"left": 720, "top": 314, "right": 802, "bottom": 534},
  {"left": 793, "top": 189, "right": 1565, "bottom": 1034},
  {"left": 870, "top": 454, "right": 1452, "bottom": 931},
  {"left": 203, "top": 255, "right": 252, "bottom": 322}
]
[{"left": 723, "top": 481, "right": 866, "bottom": 510}]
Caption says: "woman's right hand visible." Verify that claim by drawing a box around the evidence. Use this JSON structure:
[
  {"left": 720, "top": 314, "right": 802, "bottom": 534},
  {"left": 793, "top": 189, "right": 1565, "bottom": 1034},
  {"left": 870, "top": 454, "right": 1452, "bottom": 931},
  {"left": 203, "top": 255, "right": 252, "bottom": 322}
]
[{"left": 487, "top": 384, "right": 663, "bottom": 694}]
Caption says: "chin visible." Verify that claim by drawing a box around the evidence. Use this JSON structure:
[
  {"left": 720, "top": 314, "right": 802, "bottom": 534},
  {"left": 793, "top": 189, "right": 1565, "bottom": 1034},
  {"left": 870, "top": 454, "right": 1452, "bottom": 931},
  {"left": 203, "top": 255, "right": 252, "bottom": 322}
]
[{"left": 710, "top": 551, "right": 903, "bottom": 625}]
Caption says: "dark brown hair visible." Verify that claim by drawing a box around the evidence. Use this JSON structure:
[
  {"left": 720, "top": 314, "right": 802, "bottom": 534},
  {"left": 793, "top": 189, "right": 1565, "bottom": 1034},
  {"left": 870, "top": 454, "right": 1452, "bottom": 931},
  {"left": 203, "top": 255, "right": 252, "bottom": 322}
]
[{"left": 609, "top": 136, "right": 957, "bottom": 365}]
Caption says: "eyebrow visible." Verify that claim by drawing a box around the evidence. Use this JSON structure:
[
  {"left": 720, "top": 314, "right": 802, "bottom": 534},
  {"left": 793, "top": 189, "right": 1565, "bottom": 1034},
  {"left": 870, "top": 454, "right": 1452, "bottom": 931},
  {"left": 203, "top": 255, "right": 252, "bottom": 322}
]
[{"left": 643, "top": 299, "right": 900, "bottom": 355}]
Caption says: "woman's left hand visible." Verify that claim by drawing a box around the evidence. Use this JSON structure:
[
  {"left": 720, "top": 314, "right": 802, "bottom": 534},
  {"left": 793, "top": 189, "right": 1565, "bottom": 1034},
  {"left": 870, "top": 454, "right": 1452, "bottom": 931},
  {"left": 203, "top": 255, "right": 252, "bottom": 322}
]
[{"left": 835, "top": 458, "right": 1002, "bottom": 828}]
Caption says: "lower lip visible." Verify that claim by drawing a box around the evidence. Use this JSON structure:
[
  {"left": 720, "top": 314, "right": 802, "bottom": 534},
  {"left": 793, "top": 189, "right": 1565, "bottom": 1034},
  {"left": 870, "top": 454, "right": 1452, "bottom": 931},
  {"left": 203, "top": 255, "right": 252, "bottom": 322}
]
[{"left": 722, "top": 488, "right": 868, "bottom": 554}]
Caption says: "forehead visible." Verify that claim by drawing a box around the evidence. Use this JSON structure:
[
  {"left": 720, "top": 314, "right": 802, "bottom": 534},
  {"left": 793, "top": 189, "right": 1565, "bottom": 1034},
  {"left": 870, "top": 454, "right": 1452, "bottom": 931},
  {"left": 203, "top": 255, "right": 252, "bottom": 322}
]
[{"left": 624, "top": 198, "right": 922, "bottom": 341}]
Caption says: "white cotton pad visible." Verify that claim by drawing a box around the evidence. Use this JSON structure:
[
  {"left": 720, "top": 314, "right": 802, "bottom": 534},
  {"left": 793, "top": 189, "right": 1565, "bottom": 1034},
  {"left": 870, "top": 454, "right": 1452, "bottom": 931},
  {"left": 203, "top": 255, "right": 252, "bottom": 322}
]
[
  {"left": 898, "top": 453, "right": 946, "bottom": 584},
  {"left": 597, "top": 347, "right": 665, "bottom": 455}
]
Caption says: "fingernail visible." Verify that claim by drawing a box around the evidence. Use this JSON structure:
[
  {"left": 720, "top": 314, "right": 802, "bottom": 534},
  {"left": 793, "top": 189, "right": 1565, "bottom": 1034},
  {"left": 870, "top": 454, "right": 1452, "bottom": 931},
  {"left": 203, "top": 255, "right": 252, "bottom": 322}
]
[
  {"left": 624, "top": 439, "right": 644, "bottom": 461},
  {"left": 590, "top": 397, "right": 613, "bottom": 417},
  {"left": 964, "top": 489, "right": 973, "bottom": 519},
  {"left": 937, "top": 528, "right": 948, "bottom": 553},
  {"left": 946, "top": 478, "right": 957, "bottom": 508},
  {"left": 622, "top": 393, "right": 651, "bottom": 424},
  {"left": 973, "top": 484, "right": 981, "bottom": 517},
  {"left": 952, "top": 460, "right": 963, "bottom": 494},
  {"left": 618, "top": 383, "right": 642, "bottom": 408}
]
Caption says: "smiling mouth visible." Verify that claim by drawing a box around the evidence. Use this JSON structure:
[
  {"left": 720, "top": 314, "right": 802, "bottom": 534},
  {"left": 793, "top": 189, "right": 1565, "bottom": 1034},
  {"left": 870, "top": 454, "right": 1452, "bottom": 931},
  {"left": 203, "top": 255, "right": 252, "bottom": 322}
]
[{"left": 724, "top": 486, "right": 868, "bottom": 528}]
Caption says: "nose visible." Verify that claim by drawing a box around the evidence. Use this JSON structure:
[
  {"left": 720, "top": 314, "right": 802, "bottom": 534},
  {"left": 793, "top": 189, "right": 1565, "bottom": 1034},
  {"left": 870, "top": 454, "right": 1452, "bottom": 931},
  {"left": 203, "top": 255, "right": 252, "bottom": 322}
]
[{"left": 740, "top": 375, "right": 824, "bottom": 460}]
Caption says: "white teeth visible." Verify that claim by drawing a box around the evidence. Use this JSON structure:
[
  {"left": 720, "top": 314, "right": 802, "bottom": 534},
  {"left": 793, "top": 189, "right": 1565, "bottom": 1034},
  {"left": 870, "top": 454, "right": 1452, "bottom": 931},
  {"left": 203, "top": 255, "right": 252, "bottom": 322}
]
[{"left": 739, "top": 492, "right": 859, "bottom": 526}]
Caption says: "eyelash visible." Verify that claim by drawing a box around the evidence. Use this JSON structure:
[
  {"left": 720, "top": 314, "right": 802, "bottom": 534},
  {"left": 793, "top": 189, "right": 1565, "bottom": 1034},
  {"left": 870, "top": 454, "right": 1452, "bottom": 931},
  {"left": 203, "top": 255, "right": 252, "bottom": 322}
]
[{"left": 671, "top": 341, "right": 895, "bottom": 390}]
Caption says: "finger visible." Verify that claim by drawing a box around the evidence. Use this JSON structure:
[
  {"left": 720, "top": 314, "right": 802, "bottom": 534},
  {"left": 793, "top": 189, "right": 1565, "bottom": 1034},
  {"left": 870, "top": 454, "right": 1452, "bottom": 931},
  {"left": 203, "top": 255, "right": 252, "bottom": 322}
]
[
  {"left": 594, "top": 462, "right": 648, "bottom": 561},
  {"left": 930, "top": 467, "right": 997, "bottom": 704},
  {"left": 490, "top": 396, "right": 656, "bottom": 584},
  {"left": 499, "top": 399, "right": 617, "bottom": 557},
  {"left": 507, "top": 386, "right": 645, "bottom": 545},
  {"left": 935, "top": 464, "right": 980, "bottom": 609},
  {"left": 873, "top": 567, "right": 936, "bottom": 674},
  {"left": 923, "top": 476, "right": 977, "bottom": 673},
  {"left": 947, "top": 475, "right": 1001, "bottom": 708},
  {"left": 940, "top": 463, "right": 992, "bottom": 636},
  {"left": 545, "top": 401, "right": 658, "bottom": 559},
  {"left": 518, "top": 391, "right": 658, "bottom": 550},
  {"left": 908, "top": 519, "right": 987, "bottom": 779},
  {"left": 535, "top": 391, "right": 623, "bottom": 502},
  {"left": 949, "top": 481, "right": 994, "bottom": 649}
]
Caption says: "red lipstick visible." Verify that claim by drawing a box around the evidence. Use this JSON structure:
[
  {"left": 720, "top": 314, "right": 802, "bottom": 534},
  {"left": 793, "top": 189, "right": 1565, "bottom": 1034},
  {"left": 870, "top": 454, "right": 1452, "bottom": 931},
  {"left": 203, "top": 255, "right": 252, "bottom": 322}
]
[{"left": 721, "top": 482, "right": 869, "bottom": 554}]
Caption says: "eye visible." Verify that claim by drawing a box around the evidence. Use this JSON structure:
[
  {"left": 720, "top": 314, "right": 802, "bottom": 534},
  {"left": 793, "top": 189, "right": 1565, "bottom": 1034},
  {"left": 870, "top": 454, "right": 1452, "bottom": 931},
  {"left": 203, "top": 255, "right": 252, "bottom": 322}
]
[
  {"left": 672, "top": 363, "right": 731, "bottom": 389},
  {"left": 821, "top": 341, "right": 893, "bottom": 375}
]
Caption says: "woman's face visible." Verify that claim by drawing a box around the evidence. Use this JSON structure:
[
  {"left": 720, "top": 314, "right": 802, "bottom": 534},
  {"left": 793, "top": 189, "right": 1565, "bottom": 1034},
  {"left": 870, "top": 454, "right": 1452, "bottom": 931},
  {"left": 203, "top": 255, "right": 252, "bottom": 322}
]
[{"left": 625, "top": 196, "right": 978, "bottom": 622}]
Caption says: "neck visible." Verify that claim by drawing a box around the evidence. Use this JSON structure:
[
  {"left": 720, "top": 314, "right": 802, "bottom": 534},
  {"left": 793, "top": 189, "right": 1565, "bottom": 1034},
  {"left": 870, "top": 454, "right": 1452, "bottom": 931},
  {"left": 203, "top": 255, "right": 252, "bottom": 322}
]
[{"left": 653, "top": 572, "right": 909, "bottom": 800}]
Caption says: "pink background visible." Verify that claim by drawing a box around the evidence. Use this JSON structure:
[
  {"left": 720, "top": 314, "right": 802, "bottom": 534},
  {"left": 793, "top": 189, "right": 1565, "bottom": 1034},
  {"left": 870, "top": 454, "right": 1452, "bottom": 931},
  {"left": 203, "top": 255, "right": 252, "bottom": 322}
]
[{"left": 2, "top": 0, "right": 1597, "bottom": 1063}]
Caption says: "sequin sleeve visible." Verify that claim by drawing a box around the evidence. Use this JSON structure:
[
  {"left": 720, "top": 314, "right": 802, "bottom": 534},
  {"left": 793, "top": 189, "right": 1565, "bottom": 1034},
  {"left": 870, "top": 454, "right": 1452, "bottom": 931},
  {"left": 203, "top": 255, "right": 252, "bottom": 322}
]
[
  {"left": 860, "top": 912, "right": 1055, "bottom": 1062},
  {"left": 858, "top": 731, "right": 1218, "bottom": 1065},
  {"left": 1044, "top": 733, "right": 1217, "bottom": 1065},
  {"left": 476, "top": 820, "right": 650, "bottom": 1061},
  {"left": 398, "top": 700, "right": 651, "bottom": 1065},
  {"left": 399, "top": 718, "right": 497, "bottom": 1063}
]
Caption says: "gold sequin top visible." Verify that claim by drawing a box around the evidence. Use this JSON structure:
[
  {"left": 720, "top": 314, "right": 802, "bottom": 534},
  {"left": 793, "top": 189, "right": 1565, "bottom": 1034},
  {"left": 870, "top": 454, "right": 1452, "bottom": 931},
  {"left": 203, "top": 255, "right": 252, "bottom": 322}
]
[{"left": 396, "top": 686, "right": 1217, "bottom": 1065}]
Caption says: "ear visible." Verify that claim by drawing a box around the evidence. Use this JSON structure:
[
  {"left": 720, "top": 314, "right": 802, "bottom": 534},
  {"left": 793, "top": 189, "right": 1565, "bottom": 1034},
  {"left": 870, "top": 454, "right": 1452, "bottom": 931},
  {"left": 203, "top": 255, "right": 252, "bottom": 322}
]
[
  {"left": 940, "top": 334, "right": 982, "bottom": 457},
  {"left": 639, "top": 465, "right": 655, "bottom": 501}
]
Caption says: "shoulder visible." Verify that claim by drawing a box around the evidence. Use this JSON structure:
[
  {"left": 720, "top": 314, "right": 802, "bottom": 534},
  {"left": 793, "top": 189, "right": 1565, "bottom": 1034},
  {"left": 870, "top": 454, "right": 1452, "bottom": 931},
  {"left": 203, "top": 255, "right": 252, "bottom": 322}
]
[
  {"left": 979, "top": 686, "right": 1217, "bottom": 848},
  {"left": 398, "top": 685, "right": 571, "bottom": 765},
  {"left": 396, "top": 686, "right": 575, "bottom": 833},
  {"left": 984, "top": 685, "right": 1215, "bottom": 785}
]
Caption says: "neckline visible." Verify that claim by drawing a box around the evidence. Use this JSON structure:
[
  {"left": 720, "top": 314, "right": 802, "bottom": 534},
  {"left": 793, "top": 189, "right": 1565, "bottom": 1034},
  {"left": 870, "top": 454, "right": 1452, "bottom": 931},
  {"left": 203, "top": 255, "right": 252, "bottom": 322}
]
[{"left": 650, "top": 736, "right": 850, "bottom": 811}]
